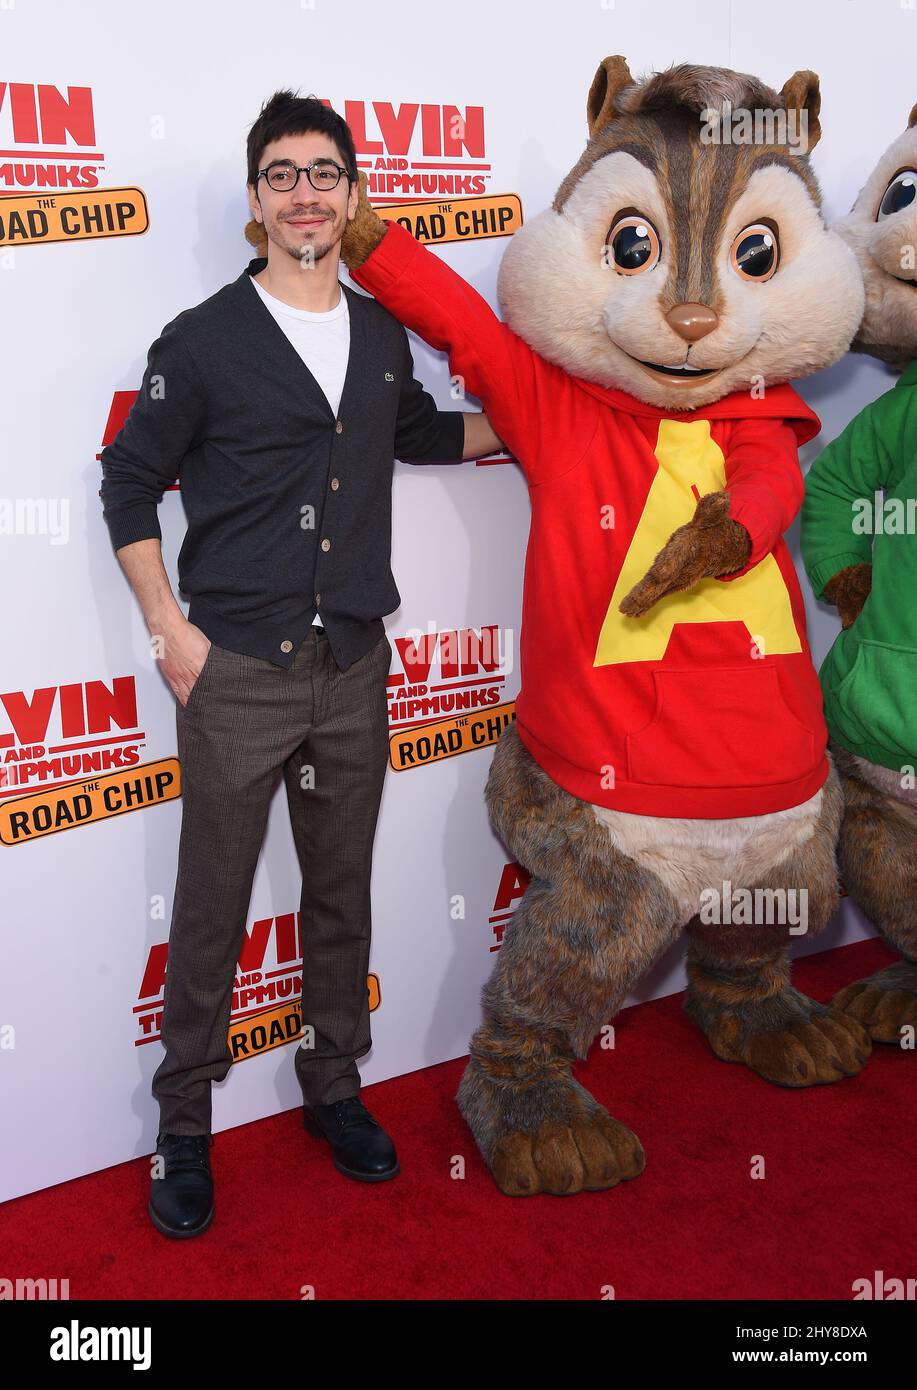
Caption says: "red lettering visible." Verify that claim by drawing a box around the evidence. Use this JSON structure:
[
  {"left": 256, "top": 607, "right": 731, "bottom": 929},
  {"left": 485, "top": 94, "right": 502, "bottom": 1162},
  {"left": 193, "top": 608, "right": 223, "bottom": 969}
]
[{"left": 493, "top": 862, "right": 530, "bottom": 913}]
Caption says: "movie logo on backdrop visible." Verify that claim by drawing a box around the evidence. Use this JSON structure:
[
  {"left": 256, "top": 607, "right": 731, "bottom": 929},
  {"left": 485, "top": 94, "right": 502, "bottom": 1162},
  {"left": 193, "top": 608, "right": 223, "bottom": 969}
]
[
  {"left": 136, "top": 910, "right": 380, "bottom": 1062},
  {"left": 0, "top": 81, "right": 148, "bottom": 245},
  {"left": 321, "top": 96, "right": 522, "bottom": 243},
  {"left": 386, "top": 624, "right": 516, "bottom": 771},
  {"left": 0, "top": 673, "right": 180, "bottom": 845}
]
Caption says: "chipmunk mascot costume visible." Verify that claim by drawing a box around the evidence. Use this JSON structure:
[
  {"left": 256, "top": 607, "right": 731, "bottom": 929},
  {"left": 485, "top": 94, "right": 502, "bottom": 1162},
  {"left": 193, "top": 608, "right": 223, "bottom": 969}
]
[
  {"left": 248, "top": 57, "right": 868, "bottom": 1196},
  {"left": 801, "top": 105, "right": 917, "bottom": 1048}
]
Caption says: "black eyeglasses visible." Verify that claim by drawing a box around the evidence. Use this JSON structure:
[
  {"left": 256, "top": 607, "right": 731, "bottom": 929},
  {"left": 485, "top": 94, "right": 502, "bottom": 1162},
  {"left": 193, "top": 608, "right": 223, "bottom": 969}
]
[{"left": 257, "top": 158, "right": 351, "bottom": 193}]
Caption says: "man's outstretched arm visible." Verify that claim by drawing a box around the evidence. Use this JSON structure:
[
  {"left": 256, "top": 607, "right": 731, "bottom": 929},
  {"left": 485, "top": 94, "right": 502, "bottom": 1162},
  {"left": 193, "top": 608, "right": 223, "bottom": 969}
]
[
  {"left": 462, "top": 412, "right": 503, "bottom": 458},
  {"left": 393, "top": 323, "right": 504, "bottom": 463}
]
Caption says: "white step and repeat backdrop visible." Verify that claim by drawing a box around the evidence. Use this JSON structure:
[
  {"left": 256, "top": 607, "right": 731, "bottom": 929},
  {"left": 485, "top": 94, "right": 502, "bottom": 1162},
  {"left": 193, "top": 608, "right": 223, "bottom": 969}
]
[{"left": 1, "top": 0, "right": 911, "bottom": 1202}]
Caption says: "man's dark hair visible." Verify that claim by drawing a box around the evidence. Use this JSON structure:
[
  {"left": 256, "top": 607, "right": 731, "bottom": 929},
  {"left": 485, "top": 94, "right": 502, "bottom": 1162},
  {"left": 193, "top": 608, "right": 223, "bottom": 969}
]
[{"left": 246, "top": 89, "right": 358, "bottom": 189}]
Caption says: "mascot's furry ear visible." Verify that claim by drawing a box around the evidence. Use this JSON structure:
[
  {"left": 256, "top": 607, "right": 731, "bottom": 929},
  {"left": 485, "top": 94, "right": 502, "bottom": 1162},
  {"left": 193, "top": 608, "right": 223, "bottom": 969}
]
[
  {"left": 779, "top": 69, "right": 822, "bottom": 151},
  {"left": 244, "top": 216, "right": 268, "bottom": 257},
  {"left": 908, "top": 100, "right": 917, "bottom": 128},
  {"left": 586, "top": 55, "right": 636, "bottom": 137}
]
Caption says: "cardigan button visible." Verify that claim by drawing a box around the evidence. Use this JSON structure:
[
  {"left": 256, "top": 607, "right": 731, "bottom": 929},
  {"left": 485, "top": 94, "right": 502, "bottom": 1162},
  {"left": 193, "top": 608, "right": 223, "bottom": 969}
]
[
  {"left": 335, "top": 419, "right": 343, "bottom": 434},
  {"left": 280, "top": 640, "right": 293, "bottom": 653},
  {"left": 330, "top": 477, "right": 339, "bottom": 490},
  {"left": 321, "top": 538, "right": 331, "bottom": 551}
]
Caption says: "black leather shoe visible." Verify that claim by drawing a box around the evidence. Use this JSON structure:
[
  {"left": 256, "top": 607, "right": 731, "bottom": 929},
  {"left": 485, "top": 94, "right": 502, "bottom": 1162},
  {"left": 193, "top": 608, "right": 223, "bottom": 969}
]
[
  {"left": 302, "top": 1096, "right": 399, "bottom": 1182},
  {"left": 148, "top": 1131, "right": 214, "bottom": 1238}
]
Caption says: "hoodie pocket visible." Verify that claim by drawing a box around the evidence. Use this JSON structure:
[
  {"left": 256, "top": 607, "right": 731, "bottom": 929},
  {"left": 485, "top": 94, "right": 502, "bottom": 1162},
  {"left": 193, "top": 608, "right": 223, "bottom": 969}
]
[
  {"left": 831, "top": 639, "right": 917, "bottom": 763},
  {"left": 626, "top": 665, "right": 816, "bottom": 788}
]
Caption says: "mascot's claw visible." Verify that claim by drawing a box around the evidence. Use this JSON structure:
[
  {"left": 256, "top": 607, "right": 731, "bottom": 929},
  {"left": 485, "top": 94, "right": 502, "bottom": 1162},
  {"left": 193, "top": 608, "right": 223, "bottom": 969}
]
[
  {"left": 832, "top": 961, "right": 917, "bottom": 1044},
  {"left": 706, "top": 1005, "right": 871, "bottom": 1086},
  {"left": 491, "top": 1108, "right": 645, "bottom": 1197},
  {"left": 619, "top": 491, "right": 752, "bottom": 617}
]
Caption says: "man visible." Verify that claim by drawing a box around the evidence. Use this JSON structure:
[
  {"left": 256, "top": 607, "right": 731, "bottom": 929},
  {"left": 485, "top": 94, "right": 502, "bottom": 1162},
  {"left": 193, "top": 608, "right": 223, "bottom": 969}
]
[{"left": 99, "top": 90, "right": 502, "bottom": 1239}]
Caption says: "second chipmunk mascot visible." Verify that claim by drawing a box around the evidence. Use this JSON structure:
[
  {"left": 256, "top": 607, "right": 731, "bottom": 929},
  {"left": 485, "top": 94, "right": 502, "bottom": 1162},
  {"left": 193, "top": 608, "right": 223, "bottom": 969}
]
[
  {"left": 248, "top": 58, "right": 868, "bottom": 1196},
  {"left": 801, "top": 104, "right": 917, "bottom": 1047}
]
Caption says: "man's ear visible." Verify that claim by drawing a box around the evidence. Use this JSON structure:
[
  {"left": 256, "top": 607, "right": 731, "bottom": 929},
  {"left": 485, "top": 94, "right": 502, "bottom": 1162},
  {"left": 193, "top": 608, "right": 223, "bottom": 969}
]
[{"left": 346, "top": 177, "right": 360, "bottom": 222}]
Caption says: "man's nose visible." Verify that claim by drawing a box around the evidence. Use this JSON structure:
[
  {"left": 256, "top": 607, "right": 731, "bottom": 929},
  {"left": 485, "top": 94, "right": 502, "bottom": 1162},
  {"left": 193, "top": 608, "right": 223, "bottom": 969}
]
[{"left": 665, "top": 302, "right": 719, "bottom": 342}]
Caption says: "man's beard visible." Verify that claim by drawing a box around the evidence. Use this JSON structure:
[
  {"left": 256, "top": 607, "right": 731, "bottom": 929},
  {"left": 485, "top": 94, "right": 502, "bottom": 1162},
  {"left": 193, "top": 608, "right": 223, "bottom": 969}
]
[{"left": 275, "top": 211, "right": 342, "bottom": 262}]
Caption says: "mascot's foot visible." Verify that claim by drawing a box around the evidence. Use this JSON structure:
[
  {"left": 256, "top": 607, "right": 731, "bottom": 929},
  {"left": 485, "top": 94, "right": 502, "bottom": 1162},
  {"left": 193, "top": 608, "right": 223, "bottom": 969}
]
[
  {"left": 700, "top": 989, "right": 871, "bottom": 1088},
  {"left": 832, "top": 960, "right": 917, "bottom": 1045},
  {"left": 491, "top": 1110, "right": 645, "bottom": 1198},
  {"left": 457, "top": 1063, "right": 644, "bottom": 1197}
]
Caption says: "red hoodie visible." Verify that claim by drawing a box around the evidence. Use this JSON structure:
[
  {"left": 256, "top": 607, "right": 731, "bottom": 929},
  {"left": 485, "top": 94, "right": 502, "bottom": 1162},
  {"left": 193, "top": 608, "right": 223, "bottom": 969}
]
[{"left": 352, "top": 220, "right": 829, "bottom": 817}]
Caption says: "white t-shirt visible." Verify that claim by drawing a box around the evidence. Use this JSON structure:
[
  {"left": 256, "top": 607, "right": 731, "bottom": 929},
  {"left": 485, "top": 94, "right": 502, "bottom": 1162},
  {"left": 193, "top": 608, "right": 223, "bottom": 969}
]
[{"left": 250, "top": 275, "right": 351, "bottom": 627}]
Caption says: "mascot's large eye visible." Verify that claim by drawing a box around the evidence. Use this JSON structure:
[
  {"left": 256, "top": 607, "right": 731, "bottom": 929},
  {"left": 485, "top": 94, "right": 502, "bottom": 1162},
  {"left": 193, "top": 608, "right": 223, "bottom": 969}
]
[
  {"left": 730, "top": 222, "right": 779, "bottom": 281},
  {"left": 605, "top": 213, "right": 660, "bottom": 274},
  {"left": 877, "top": 169, "right": 917, "bottom": 220}
]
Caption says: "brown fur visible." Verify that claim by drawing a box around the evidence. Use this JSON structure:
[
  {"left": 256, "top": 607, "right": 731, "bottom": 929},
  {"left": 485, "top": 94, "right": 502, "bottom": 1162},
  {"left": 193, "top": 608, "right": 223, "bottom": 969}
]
[
  {"left": 339, "top": 172, "right": 388, "bottom": 269},
  {"left": 830, "top": 742, "right": 917, "bottom": 1041},
  {"left": 619, "top": 489, "right": 752, "bottom": 616},
  {"left": 686, "top": 757, "right": 845, "bottom": 964},
  {"left": 833, "top": 961, "right": 917, "bottom": 1044},
  {"left": 681, "top": 758, "right": 872, "bottom": 1085},
  {"left": 457, "top": 724, "right": 867, "bottom": 1194},
  {"left": 457, "top": 721, "right": 683, "bottom": 1194},
  {"left": 554, "top": 59, "right": 823, "bottom": 319},
  {"left": 822, "top": 562, "right": 873, "bottom": 629},
  {"left": 244, "top": 215, "right": 268, "bottom": 258}
]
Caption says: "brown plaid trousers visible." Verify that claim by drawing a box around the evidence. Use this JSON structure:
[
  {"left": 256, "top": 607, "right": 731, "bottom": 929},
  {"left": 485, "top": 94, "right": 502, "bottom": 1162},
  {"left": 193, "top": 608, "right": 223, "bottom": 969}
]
[{"left": 152, "top": 625, "right": 392, "bottom": 1133}]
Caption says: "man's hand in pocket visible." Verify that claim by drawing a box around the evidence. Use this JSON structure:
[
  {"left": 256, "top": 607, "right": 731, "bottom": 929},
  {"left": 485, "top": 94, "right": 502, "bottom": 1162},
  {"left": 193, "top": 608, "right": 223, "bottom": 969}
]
[{"left": 155, "top": 615, "right": 212, "bottom": 707}]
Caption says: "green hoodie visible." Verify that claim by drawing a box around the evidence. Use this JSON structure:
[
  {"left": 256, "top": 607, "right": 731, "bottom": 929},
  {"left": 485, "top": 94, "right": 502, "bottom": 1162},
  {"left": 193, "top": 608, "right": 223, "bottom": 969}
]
[{"left": 801, "top": 359, "right": 917, "bottom": 774}]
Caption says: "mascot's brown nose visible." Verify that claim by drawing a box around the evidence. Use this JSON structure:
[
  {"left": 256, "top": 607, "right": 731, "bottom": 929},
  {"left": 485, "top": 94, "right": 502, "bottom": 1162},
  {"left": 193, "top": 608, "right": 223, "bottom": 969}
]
[{"left": 665, "top": 302, "right": 719, "bottom": 342}]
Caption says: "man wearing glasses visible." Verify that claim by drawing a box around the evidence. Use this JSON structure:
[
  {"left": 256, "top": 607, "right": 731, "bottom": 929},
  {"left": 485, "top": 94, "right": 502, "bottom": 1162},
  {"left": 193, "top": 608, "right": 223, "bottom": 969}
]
[{"left": 99, "top": 90, "right": 502, "bottom": 1238}]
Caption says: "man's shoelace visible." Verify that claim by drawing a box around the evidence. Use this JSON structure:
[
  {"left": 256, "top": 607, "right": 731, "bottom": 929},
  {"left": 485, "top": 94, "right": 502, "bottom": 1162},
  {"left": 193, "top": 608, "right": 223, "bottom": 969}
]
[
  {"left": 157, "top": 1134, "right": 212, "bottom": 1174},
  {"left": 327, "top": 1099, "right": 376, "bottom": 1133}
]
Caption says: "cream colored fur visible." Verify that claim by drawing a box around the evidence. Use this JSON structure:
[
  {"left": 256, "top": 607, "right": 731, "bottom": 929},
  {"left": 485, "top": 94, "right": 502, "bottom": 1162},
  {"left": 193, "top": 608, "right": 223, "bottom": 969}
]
[
  {"left": 834, "top": 124, "right": 917, "bottom": 365},
  {"left": 590, "top": 789, "right": 824, "bottom": 925},
  {"left": 497, "top": 154, "right": 864, "bottom": 411}
]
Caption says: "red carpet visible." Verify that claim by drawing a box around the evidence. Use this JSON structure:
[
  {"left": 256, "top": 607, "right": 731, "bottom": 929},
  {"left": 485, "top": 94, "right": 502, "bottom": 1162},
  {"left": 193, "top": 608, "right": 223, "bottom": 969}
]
[{"left": 2, "top": 938, "right": 913, "bottom": 1301}]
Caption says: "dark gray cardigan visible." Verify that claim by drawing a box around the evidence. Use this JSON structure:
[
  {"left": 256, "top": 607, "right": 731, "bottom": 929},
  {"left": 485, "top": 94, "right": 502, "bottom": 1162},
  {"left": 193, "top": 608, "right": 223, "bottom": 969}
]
[{"left": 99, "top": 255, "right": 466, "bottom": 670}]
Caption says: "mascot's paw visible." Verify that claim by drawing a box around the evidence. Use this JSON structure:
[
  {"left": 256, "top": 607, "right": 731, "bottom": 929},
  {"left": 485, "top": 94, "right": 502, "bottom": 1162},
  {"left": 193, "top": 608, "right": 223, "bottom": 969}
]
[
  {"left": 822, "top": 562, "right": 873, "bottom": 630},
  {"left": 340, "top": 171, "right": 388, "bottom": 270},
  {"left": 706, "top": 1001, "right": 871, "bottom": 1087},
  {"left": 832, "top": 961, "right": 917, "bottom": 1045},
  {"left": 619, "top": 491, "right": 752, "bottom": 617},
  {"left": 457, "top": 1059, "right": 644, "bottom": 1197},
  {"left": 491, "top": 1109, "right": 645, "bottom": 1198},
  {"left": 244, "top": 215, "right": 268, "bottom": 258}
]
